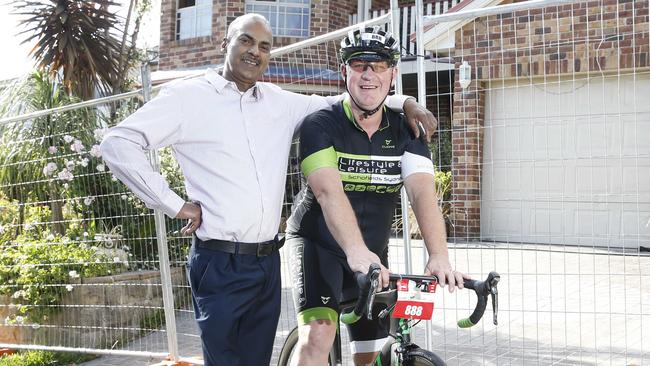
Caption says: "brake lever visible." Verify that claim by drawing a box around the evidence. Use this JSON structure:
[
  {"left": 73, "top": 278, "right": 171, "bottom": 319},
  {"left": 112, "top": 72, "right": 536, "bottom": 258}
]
[
  {"left": 366, "top": 273, "right": 379, "bottom": 320},
  {"left": 488, "top": 272, "right": 500, "bottom": 325},
  {"left": 491, "top": 289, "right": 498, "bottom": 325}
]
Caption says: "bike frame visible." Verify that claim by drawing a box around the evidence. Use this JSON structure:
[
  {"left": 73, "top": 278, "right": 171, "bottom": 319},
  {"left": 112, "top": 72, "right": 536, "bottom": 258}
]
[
  {"left": 278, "top": 271, "right": 499, "bottom": 366},
  {"left": 331, "top": 288, "right": 419, "bottom": 365}
]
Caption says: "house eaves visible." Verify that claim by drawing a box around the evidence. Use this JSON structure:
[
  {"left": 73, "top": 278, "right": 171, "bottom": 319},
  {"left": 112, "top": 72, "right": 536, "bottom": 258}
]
[{"left": 415, "top": 0, "right": 503, "bottom": 54}]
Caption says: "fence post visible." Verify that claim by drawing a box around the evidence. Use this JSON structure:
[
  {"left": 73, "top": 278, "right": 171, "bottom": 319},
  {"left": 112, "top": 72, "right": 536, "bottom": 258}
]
[
  {"left": 414, "top": 0, "right": 434, "bottom": 352},
  {"left": 141, "top": 62, "right": 180, "bottom": 362},
  {"left": 391, "top": 0, "right": 414, "bottom": 275}
]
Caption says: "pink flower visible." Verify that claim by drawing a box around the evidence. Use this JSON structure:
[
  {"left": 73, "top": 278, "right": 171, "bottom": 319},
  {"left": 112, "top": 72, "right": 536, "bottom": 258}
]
[
  {"left": 89, "top": 144, "right": 101, "bottom": 158},
  {"left": 93, "top": 128, "right": 108, "bottom": 141},
  {"left": 48, "top": 146, "right": 58, "bottom": 154},
  {"left": 70, "top": 139, "right": 85, "bottom": 153},
  {"left": 57, "top": 168, "right": 74, "bottom": 181},
  {"left": 43, "top": 162, "right": 58, "bottom": 176}
]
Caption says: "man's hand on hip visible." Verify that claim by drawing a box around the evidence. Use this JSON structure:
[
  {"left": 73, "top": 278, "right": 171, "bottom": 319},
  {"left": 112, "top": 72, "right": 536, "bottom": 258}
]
[{"left": 176, "top": 202, "right": 202, "bottom": 235}]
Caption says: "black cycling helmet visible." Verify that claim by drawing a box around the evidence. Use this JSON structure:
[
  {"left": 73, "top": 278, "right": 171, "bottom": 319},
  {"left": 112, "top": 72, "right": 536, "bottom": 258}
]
[
  {"left": 339, "top": 26, "right": 401, "bottom": 119},
  {"left": 340, "top": 26, "right": 401, "bottom": 66}
]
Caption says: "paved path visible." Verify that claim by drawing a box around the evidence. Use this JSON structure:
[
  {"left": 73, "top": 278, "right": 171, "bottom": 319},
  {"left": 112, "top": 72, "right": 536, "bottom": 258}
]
[{"left": 80, "top": 242, "right": 650, "bottom": 365}]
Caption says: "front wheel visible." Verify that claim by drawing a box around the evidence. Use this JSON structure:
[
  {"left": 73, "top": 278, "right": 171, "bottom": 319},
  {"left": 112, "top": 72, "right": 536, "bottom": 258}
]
[
  {"left": 402, "top": 347, "right": 446, "bottom": 366},
  {"left": 277, "top": 327, "right": 300, "bottom": 366}
]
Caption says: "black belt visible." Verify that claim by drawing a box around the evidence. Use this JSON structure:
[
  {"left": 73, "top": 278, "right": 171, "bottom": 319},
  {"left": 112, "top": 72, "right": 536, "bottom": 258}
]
[{"left": 194, "top": 235, "right": 284, "bottom": 257}]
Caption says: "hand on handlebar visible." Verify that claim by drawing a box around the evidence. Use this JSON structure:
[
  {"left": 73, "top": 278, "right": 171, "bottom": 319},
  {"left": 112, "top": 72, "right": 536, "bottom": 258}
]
[
  {"left": 423, "top": 255, "right": 468, "bottom": 293},
  {"left": 342, "top": 265, "right": 501, "bottom": 328},
  {"left": 346, "top": 247, "right": 390, "bottom": 289}
]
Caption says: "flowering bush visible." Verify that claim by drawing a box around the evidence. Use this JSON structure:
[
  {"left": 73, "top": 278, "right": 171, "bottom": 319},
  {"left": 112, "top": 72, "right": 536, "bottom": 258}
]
[
  {"left": 0, "top": 237, "right": 128, "bottom": 324},
  {"left": 0, "top": 74, "right": 189, "bottom": 327},
  {"left": 41, "top": 130, "right": 106, "bottom": 187},
  {"left": 0, "top": 194, "right": 129, "bottom": 324}
]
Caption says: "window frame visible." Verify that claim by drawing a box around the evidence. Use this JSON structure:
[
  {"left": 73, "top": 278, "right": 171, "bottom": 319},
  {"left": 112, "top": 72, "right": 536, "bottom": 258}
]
[
  {"left": 244, "top": 0, "right": 311, "bottom": 39},
  {"left": 175, "top": 0, "right": 213, "bottom": 41}
]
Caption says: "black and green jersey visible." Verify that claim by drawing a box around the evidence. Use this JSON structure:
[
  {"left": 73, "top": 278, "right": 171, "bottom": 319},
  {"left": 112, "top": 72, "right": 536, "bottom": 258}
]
[{"left": 286, "top": 99, "right": 435, "bottom": 256}]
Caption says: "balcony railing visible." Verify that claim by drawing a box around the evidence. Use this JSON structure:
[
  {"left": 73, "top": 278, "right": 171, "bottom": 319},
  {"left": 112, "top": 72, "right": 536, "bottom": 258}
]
[{"left": 349, "top": 0, "right": 459, "bottom": 58}]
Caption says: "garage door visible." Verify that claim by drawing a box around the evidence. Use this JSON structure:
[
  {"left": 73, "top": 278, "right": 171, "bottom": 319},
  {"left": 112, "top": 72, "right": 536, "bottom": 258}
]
[{"left": 481, "top": 73, "right": 650, "bottom": 248}]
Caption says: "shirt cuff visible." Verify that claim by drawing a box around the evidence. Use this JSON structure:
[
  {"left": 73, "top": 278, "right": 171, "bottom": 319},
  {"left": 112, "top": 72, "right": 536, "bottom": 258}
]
[
  {"left": 384, "top": 94, "right": 415, "bottom": 113},
  {"left": 160, "top": 191, "right": 187, "bottom": 218}
]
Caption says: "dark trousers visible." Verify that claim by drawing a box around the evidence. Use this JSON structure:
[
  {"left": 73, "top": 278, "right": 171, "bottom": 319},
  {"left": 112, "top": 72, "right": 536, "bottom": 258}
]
[{"left": 187, "top": 243, "right": 281, "bottom": 366}]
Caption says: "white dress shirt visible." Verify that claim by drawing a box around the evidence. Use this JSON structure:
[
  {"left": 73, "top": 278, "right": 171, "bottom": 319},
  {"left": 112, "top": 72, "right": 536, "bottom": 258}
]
[{"left": 101, "top": 69, "right": 410, "bottom": 243}]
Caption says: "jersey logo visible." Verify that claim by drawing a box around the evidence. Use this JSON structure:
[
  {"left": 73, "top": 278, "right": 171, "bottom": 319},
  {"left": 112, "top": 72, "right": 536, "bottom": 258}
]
[
  {"left": 383, "top": 139, "right": 395, "bottom": 149},
  {"left": 321, "top": 296, "right": 331, "bottom": 304}
]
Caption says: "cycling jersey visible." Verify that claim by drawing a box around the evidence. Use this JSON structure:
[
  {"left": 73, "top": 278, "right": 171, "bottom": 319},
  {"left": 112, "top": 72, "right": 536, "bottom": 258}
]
[
  {"left": 286, "top": 99, "right": 435, "bottom": 353},
  {"left": 286, "top": 99, "right": 435, "bottom": 256}
]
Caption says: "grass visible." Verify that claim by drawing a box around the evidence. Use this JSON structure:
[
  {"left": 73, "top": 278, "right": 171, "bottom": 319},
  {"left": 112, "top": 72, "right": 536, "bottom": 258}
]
[{"left": 0, "top": 350, "right": 97, "bottom": 366}]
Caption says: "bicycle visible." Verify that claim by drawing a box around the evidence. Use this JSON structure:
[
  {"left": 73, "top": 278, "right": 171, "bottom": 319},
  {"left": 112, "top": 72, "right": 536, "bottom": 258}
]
[{"left": 278, "top": 264, "right": 500, "bottom": 366}]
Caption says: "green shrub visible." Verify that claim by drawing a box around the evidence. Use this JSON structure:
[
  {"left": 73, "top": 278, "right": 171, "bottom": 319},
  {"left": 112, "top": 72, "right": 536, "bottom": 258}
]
[
  {"left": 0, "top": 237, "right": 128, "bottom": 324},
  {"left": 0, "top": 350, "right": 96, "bottom": 366},
  {"left": 0, "top": 193, "right": 130, "bottom": 324},
  {"left": 392, "top": 169, "right": 453, "bottom": 238},
  {"left": 0, "top": 73, "right": 178, "bottom": 268},
  {"left": 434, "top": 170, "right": 452, "bottom": 217}
]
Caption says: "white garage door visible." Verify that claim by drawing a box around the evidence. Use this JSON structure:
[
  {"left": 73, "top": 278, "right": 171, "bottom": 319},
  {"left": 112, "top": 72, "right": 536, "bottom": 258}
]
[{"left": 481, "top": 73, "right": 650, "bottom": 248}]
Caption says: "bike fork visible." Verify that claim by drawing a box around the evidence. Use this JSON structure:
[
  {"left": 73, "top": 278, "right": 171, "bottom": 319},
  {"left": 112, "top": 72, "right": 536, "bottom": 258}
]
[{"left": 331, "top": 325, "right": 342, "bottom": 365}]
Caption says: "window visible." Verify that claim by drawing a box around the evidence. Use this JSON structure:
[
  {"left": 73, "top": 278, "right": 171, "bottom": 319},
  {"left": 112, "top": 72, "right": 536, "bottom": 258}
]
[
  {"left": 245, "top": 0, "right": 311, "bottom": 38},
  {"left": 176, "top": 0, "right": 212, "bottom": 40}
]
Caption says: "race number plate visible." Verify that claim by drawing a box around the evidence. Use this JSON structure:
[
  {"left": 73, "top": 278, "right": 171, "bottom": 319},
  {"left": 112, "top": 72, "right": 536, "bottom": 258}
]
[{"left": 392, "top": 279, "right": 437, "bottom": 320}]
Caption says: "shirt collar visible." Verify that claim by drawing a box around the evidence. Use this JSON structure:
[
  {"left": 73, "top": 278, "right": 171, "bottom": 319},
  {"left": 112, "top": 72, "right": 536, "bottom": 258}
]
[
  {"left": 342, "top": 98, "right": 390, "bottom": 132},
  {"left": 204, "top": 68, "right": 262, "bottom": 100}
]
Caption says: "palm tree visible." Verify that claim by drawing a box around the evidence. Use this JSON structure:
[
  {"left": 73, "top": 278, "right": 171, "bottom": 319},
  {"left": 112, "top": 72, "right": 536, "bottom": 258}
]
[{"left": 12, "top": 0, "right": 146, "bottom": 99}]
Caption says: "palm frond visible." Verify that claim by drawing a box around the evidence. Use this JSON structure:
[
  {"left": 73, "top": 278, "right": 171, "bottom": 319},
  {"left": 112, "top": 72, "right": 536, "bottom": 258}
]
[{"left": 13, "top": 0, "right": 127, "bottom": 99}]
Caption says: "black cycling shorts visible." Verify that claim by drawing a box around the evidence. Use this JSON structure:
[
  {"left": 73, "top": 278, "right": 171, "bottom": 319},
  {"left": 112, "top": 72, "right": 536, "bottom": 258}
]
[{"left": 287, "top": 234, "right": 390, "bottom": 354}]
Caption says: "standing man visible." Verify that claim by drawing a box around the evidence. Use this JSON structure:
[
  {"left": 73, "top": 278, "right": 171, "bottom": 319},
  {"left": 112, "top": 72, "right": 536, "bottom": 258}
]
[
  {"left": 101, "top": 14, "right": 436, "bottom": 366},
  {"left": 285, "top": 27, "right": 467, "bottom": 366}
]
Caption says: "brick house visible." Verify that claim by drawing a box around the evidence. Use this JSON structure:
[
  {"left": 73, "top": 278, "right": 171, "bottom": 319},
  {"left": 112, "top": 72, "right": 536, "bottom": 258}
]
[
  {"left": 155, "top": 0, "right": 459, "bottom": 228},
  {"left": 423, "top": 0, "right": 650, "bottom": 247},
  {"left": 156, "top": 0, "right": 458, "bottom": 100},
  {"left": 157, "top": 0, "right": 458, "bottom": 70}
]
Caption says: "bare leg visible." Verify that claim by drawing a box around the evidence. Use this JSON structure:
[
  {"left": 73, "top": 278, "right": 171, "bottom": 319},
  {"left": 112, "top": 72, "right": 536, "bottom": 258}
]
[{"left": 289, "top": 319, "right": 337, "bottom": 366}]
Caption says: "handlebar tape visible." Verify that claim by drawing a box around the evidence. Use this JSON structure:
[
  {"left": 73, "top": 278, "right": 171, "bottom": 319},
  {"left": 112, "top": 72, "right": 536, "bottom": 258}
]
[
  {"left": 340, "top": 311, "right": 362, "bottom": 325},
  {"left": 457, "top": 271, "right": 499, "bottom": 328},
  {"left": 340, "top": 263, "right": 381, "bottom": 325}
]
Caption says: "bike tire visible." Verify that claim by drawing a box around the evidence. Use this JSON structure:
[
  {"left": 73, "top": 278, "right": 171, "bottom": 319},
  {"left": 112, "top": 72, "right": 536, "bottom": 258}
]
[
  {"left": 402, "top": 347, "right": 446, "bottom": 366},
  {"left": 277, "top": 327, "right": 299, "bottom": 366},
  {"left": 277, "top": 326, "right": 336, "bottom": 365}
]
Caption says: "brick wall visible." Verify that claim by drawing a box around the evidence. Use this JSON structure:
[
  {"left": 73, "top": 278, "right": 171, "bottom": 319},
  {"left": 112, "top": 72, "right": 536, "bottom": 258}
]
[
  {"left": 451, "top": 76, "right": 484, "bottom": 240},
  {"left": 159, "top": 1, "right": 234, "bottom": 70},
  {"left": 159, "top": 0, "right": 358, "bottom": 71},
  {"left": 467, "top": 0, "right": 649, "bottom": 80},
  {"left": 450, "top": 0, "right": 649, "bottom": 239}
]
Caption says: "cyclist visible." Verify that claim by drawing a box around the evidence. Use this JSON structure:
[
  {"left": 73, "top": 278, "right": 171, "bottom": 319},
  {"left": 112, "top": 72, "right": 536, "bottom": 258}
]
[{"left": 286, "top": 27, "right": 468, "bottom": 366}]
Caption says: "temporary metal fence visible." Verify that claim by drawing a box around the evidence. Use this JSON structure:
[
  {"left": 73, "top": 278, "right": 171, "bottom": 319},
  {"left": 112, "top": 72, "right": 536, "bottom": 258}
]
[
  {"left": 0, "top": 0, "right": 648, "bottom": 365},
  {"left": 421, "top": 0, "right": 649, "bottom": 364}
]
